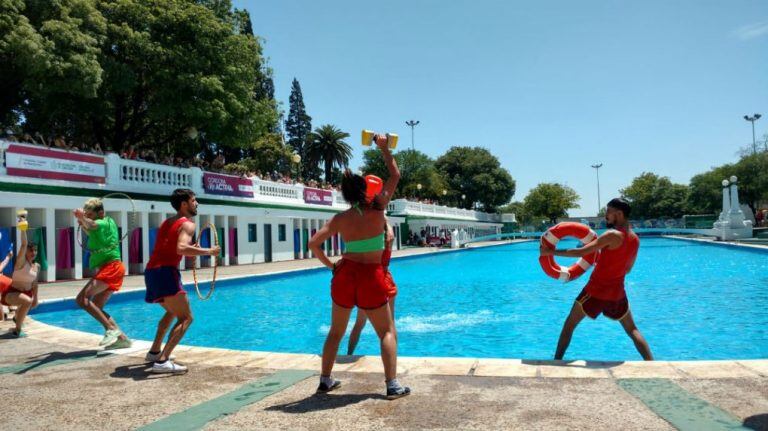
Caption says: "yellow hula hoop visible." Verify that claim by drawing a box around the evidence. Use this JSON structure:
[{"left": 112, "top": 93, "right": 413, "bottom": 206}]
[
  {"left": 76, "top": 192, "right": 137, "bottom": 254},
  {"left": 192, "top": 221, "right": 218, "bottom": 301}
]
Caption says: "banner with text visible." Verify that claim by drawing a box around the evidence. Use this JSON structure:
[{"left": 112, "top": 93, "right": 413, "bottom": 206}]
[
  {"left": 203, "top": 172, "right": 254, "bottom": 198},
  {"left": 5, "top": 144, "right": 106, "bottom": 184},
  {"left": 303, "top": 187, "right": 333, "bottom": 206}
]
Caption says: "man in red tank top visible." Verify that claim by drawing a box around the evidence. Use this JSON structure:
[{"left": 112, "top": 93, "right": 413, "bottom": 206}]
[
  {"left": 143, "top": 189, "right": 220, "bottom": 374},
  {"left": 540, "top": 198, "right": 653, "bottom": 361}
]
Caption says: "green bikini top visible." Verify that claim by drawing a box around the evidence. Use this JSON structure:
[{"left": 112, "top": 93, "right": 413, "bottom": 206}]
[{"left": 344, "top": 232, "right": 385, "bottom": 253}]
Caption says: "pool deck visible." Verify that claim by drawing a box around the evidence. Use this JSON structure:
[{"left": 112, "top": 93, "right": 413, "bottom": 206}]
[{"left": 2, "top": 239, "right": 768, "bottom": 430}]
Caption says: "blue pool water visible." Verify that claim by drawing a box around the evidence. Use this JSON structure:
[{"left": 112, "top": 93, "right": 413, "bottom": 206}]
[{"left": 32, "top": 238, "right": 768, "bottom": 361}]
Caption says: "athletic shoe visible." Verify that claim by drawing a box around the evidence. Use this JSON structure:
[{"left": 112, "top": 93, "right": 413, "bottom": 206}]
[
  {"left": 144, "top": 352, "right": 176, "bottom": 362},
  {"left": 99, "top": 329, "right": 121, "bottom": 346},
  {"left": 316, "top": 379, "right": 341, "bottom": 393},
  {"left": 104, "top": 338, "right": 132, "bottom": 350},
  {"left": 150, "top": 360, "right": 188, "bottom": 374},
  {"left": 386, "top": 385, "right": 411, "bottom": 400}
]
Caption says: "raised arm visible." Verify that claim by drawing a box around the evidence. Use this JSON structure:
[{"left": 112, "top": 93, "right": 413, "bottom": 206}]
[
  {"left": 540, "top": 230, "right": 621, "bottom": 258},
  {"left": 176, "top": 221, "right": 220, "bottom": 257},
  {"left": 0, "top": 250, "right": 12, "bottom": 273},
  {"left": 308, "top": 217, "right": 338, "bottom": 270},
  {"left": 73, "top": 208, "right": 97, "bottom": 231},
  {"left": 14, "top": 229, "right": 27, "bottom": 271},
  {"left": 374, "top": 134, "right": 400, "bottom": 208}
]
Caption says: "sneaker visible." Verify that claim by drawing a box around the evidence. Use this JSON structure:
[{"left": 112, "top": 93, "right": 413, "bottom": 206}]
[
  {"left": 150, "top": 360, "right": 188, "bottom": 374},
  {"left": 99, "top": 329, "right": 121, "bottom": 346},
  {"left": 386, "top": 385, "right": 411, "bottom": 400},
  {"left": 105, "top": 338, "right": 132, "bottom": 350},
  {"left": 316, "top": 379, "right": 341, "bottom": 393},
  {"left": 144, "top": 351, "right": 176, "bottom": 362}
]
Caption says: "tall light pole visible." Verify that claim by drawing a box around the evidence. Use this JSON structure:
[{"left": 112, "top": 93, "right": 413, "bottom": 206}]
[
  {"left": 744, "top": 114, "right": 762, "bottom": 155},
  {"left": 405, "top": 120, "right": 420, "bottom": 151},
  {"left": 591, "top": 163, "right": 603, "bottom": 215}
]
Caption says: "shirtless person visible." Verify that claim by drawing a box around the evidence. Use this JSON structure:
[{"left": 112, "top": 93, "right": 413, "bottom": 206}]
[{"left": 541, "top": 198, "right": 653, "bottom": 361}]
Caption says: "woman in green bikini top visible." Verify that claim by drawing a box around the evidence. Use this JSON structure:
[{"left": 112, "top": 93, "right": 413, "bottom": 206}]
[{"left": 308, "top": 133, "right": 410, "bottom": 399}]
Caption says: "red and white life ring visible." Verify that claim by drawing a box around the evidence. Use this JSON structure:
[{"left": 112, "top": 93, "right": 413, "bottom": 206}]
[{"left": 539, "top": 222, "right": 598, "bottom": 282}]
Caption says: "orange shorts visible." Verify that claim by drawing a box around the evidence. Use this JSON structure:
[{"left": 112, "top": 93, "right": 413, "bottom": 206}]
[
  {"left": 94, "top": 260, "right": 126, "bottom": 292},
  {"left": 331, "top": 259, "right": 389, "bottom": 309},
  {"left": 0, "top": 275, "right": 10, "bottom": 294}
]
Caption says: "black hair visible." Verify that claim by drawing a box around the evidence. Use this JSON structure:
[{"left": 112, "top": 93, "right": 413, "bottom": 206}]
[
  {"left": 171, "top": 188, "right": 195, "bottom": 211},
  {"left": 607, "top": 197, "right": 631, "bottom": 218},
  {"left": 341, "top": 170, "right": 384, "bottom": 210}
]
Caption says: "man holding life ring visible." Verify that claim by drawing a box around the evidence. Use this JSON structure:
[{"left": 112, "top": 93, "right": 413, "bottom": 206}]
[{"left": 540, "top": 198, "right": 653, "bottom": 361}]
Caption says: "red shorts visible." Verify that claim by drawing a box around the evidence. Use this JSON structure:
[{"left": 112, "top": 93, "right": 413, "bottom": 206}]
[
  {"left": 576, "top": 287, "right": 629, "bottom": 320},
  {"left": 331, "top": 259, "right": 389, "bottom": 309},
  {"left": 1, "top": 275, "right": 34, "bottom": 306},
  {"left": 384, "top": 270, "right": 397, "bottom": 298},
  {"left": 94, "top": 260, "right": 126, "bottom": 292}
]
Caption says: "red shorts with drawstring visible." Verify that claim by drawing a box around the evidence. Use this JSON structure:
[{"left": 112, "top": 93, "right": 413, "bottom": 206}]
[
  {"left": 575, "top": 287, "right": 629, "bottom": 320},
  {"left": 331, "top": 259, "right": 389, "bottom": 309}
]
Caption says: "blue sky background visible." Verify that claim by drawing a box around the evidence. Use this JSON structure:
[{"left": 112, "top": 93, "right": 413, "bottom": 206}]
[{"left": 236, "top": 1, "right": 767, "bottom": 216}]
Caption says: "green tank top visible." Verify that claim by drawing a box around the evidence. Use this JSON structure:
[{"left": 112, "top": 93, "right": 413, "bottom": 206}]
[
  {"left": 344, "top": 233, "right": 385, "bottom": 253},
  {"left": 88, "top": 216, "right": 121, "bottom": 269}
]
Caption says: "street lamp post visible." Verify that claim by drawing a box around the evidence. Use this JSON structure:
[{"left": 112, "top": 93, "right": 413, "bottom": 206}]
[
  {"left": 591, "top": 163, "right": 603, "bottom": 215},
  {"left": 744, "top": 114, "right": 762, "bottom": 155},
  {"left": 405, "top": 120, "right": 420, "bottom": 151},
  {"left": 292, "top": 153, "right": 301, "bottom": 181},
  {"left": 416, "top": 183, "right": 422, "bottom": 200}
]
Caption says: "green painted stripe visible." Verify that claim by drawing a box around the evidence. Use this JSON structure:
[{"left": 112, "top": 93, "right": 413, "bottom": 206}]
[
  {"left": 0, "top": 181, "right": 343, "bottom": 214},
  {"left": 617, "top": 379, "right": 749, "bottom": 431},
  {"left": 0, "top": 350, "right": 112, "bottom": 375},
  {"left": 138, "top": 369, "right": 314, "bottom": 431}
]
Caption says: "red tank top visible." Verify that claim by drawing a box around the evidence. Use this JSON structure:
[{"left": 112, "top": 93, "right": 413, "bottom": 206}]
[
  {"left": 147, "top": 217, "right": 189, "bottom": 269},
  {"left": 585, "top": 227, "right": 639, "bottom": 301}
]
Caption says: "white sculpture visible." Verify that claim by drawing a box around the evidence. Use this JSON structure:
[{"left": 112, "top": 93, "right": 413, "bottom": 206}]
[{"left": 713, "top": 176, "right": 753, "bottom": 240}]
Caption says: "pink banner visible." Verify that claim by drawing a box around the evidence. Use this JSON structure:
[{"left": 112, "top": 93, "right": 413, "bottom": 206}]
[
  {"left": 5, "top": 144, "right": 105, "bottom": 184},
  {"left": 203, "top": 172, "right": 254, "bottom": 197},
  {"left": 303, "top": 187, "right": 333, "bottom": 206}
]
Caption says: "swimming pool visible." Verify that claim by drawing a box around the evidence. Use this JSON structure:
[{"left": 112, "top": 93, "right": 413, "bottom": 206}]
[{"left": 32, "top": 238, "right": 768, "bottom": 361}]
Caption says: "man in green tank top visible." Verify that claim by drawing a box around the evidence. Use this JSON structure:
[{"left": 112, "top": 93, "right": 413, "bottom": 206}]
[{"left": 73, "top": 198, "right": 131, "bottom": 349}]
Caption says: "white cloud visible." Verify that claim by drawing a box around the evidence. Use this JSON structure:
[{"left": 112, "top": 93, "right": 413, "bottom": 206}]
[{"left": 734, "top": 21, "right": 768, "bottom": 40}]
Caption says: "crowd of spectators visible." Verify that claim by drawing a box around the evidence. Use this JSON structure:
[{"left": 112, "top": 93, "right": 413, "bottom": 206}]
[{"left": 406, "top": 228, "right": 452, "bottom": 248}]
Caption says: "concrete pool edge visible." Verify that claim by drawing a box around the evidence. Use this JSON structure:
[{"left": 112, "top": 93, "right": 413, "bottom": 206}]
[{"left": 20, "top": 318, "right": 768, "bottom": 380}]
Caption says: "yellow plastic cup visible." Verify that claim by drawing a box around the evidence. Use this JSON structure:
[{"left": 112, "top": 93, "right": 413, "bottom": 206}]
[{"left": 386, "top": 133, "right": 398, "bottom": 149}]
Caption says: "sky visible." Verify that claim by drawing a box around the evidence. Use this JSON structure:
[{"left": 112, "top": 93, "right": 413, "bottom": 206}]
[{"left": 235, "top": 0, "right": 768, "bottom": 216}]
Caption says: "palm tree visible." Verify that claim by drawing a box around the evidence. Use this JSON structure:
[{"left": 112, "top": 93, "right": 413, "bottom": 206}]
[{"left": 306, "top": 124, "right": 352, "bottom": 184}]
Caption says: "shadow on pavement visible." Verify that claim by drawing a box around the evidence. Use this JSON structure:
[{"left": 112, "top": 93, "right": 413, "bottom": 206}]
[
  {"left": 522, "top": 359, "right": 625, "bottom": 369},
  {"left": 110, "top": 363, "right": 187, "bottom": 381},
  {"left": 743, "top": 413, "right": 768, "bottom": 431},
  {"left": 265, "top": 392, "right": 387, "bottom": 413},
  {"left": 14, "top": 350, "right": 104, "bottom": 374}
]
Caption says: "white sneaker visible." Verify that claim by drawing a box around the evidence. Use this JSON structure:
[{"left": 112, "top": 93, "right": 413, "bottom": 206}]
[
  {"left": 99, "top": 329, "right": 121, "bottom": 346},
  {"left": 150, "top": 360, "right": 187, "bottom": 374},
  {"left": 144, "top": 351, "right": 176, "bottom": 362}
]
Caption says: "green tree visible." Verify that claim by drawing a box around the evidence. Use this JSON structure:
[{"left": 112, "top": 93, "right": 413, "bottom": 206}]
[
  {"left": 2, "top": 0, "right": 278, "bottom": 158},
  {"left": 361, "top": 148, "right": 448, "bottom": 200},
  {"left": 435, "top": 147, "right": 515, "bottom": 211},
  {"left": 620, "top": 172, "right": 690, "bottom": 219},
  {"left": 688, "top": 165, "right": 732, "bottom": 214},
  {"left": 285, "top": 78, "right": 317, "bottom": 178},
  {"left": 523, "top": 183, "right": 580, "bottom": 223},
  {"left": 306, "top": 124, "right": 352, "bottom": 184}
]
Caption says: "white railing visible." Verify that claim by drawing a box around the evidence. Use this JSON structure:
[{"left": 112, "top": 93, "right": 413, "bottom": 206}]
[
  {"left": 387, "top": 199, "right": 501, "bottom": 222},
  {"left": 112, "top": 155, "right": 194, "bottom": 189},
  {"left": 254, "top": 179, "right": 301, "bottom": 200}
]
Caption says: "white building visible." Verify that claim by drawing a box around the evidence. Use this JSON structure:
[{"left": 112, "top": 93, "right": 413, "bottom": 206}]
[{"left": 0, "top": 140, "right": 501, "bottom": 282}]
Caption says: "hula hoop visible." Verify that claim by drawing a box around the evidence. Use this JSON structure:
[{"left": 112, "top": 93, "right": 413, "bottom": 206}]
[
  {"left": 76, "top": 192, "right": 137, "bottom": 254},
  {"left": 191, "top": 221, "right": 218, "bottom": 301}
]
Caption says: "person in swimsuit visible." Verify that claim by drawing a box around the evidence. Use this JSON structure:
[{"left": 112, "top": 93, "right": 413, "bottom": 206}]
[
  {"left": 309, "top": 135, "right": 410, "bottom": 400},
  {"left": 143, "top": 189, "right": 220, "bottom": 374},
  {"left": 346, "top": 222, "right": 397, "bottom": 355},
  {"left": 0, "top": 249, "right": 12, "bottom": 320},
  {"left": 1, "top": 216, "right": 39, "bottom": 338},
  {"left": 541, "top": 198, "right": 653, "bottom": 360},
  {"left": 73, "top": 198, "right": 131, "bottom": 349}
]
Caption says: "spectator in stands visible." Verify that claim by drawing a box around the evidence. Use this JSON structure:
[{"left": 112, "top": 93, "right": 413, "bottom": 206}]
[
  {"left": 175, "top": 157, "right": 189, "bottom": 168},
  {"left": 122, "top": 145, "right": 138, "bottom": 160},
  {"left": 92, "top": 143, "right": 104, "bottom": 155},
  {"left": 53, "top": 136, "right": 69, "bottom": 151},
  {"left": 212, "top": 153, "right": 225, "bottom": 172},
  {"left": 161, "top": 155, "right": 173, "bottom": 166}
]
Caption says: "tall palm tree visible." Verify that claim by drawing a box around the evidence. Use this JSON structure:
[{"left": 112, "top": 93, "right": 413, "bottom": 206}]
[{"left": 306, "top": 124, "right": 352, "bottom": 184}]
